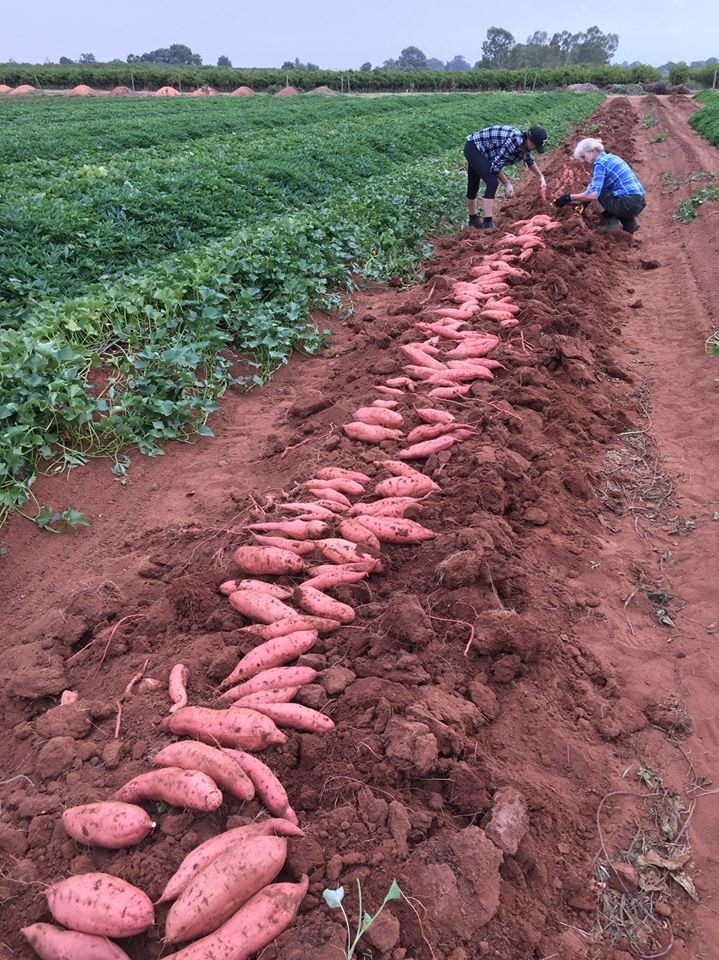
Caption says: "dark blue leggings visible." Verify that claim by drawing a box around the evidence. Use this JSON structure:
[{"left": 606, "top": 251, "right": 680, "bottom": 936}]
[{"left": 464, "top": 140, "right": 498, "bottom": 200}]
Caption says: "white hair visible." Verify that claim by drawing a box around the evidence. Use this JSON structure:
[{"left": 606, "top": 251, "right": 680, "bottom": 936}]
[{"left": 573, "top": 138, "right": 604, "bottom": 161}]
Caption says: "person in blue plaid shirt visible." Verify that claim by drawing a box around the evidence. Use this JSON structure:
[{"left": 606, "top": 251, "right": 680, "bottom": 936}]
[
  {"left": 554, "top": 137, "right": 646, "bottom": 234},
  {"left": 464, "top": 123, "right": 548, "bottom": 229}
]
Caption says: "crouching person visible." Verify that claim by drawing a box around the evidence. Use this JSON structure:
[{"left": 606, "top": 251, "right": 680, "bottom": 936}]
[{"left": 554, "top": 137, "right": 646, "bottom": 234}]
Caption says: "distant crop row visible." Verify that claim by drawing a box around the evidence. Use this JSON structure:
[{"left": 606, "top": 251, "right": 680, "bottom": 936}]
[
  {"left": 0, "top": 62, "right": 661, "bottom": 92},
  {"left": 690, "top": 90, "right": 719, "bottom": 147},
  {"left": 0, "top": 91, "right": 603, "bottom": 522}
]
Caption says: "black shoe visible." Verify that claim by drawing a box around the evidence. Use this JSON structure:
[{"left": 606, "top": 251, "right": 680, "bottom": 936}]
[
  {"left": 621, "top": 218, "right": 640, "bottom": 233},
  {"left": 597, "top": 216, "right": 621, "bottom": 234},
  {"left": 468, "top": 215, "right": 482, "bottom": 228}
]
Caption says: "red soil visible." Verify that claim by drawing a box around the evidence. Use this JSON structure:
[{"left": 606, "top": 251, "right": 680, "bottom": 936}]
[
  {"left": 231, "top": 86, "right": 255, "bottom": 96},
  {"left": 276, "top": 85, "right": 300, "bottom": 96},
  {"left": 8, "top": 84, "right": 35, "bottom": 95},
  {"left": 110, "top": 85, "right": 132, "bottom": 95},
  {"left": 1, "top": 97, "right": 718, "bottom": 960},
  {"left": 154, "top": 86, "right": 180, "bottom": 97},
  {"left": 69, "top": 84, "right": 94, "bottom": 96}
]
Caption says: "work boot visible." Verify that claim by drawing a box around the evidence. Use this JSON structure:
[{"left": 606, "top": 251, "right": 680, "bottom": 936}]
[
  {"left": 621, "top": 217, "right": 640, "bottom": 233},
  {"left": 468, "top": 214, "right": 482, "bottom": 228},
  {"left": 597, "top": 215, "right": 621, "bottom": 233}
]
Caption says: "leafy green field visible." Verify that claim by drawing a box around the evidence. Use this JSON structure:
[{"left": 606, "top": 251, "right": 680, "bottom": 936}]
[
  {"left": 0, "top": 91, "right": 602, "bottom": 522},
  {"left": 689, "top": 90, "right": 719, "bottom": 147}
]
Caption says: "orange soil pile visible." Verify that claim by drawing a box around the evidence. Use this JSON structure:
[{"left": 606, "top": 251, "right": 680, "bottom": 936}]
[
  {"left": 231, "top": 85, "right": 255, "bottom": 96},
  {"left": 9, "top": 84, "right": 35, "bottom": 95},
  {"left": 110, "top": 85, "right": 132, "bottom": 95},
  {"left": 276, "top": 85, "right": 299, "bottom": 96},
  {"left": 69, "top": 84, "right": 94, "bottom": 96},
  {"left": 154, "top": 86, "right": 180, "bottom": 97}
]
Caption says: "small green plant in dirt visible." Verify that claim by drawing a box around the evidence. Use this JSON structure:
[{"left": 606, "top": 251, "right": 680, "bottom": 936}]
[
  {"left": 706, "top": 330, "right": 719, "bottom": 357},
  {"left": 642, "top": 114, "right": 658, "bottom": 128},
  {"left": 659, "top": 170, "right": 680, "bottom": 193},
  {"left": 323, "top": 879, "right": 402, "bottom": 959},
  {"left": 651, "top": 130, "right": 668, "bottom": 143},
  {"left": 673, "top": 182, "right": 719, "bottom": 222},
  {"left": 21, "top": 503, "right": 89, "bottom": 534}
]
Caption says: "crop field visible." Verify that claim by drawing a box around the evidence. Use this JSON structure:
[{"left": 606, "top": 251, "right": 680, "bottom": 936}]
[{"left": 0, "top": 91, "right": 601, "bottom": 520}]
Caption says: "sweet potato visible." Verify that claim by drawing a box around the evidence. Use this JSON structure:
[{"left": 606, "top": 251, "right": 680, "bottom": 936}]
[
  {"left": 302, "top": 568, "right": 368, "bottom": 592},
  {"left": 308, "top": 561, "right": 376, "bottom": 577},
  {"left": 347, "top": 496, "right": 419, "bottom": 518},
  {"left": 220, "top": 666, "right": 318, "bottom": 702},
  {"left": 21, "top": 923, "right": 132, "bottom": 960},
  {"left": 398, "top": 345, "right": 445, "bottom": 369},
  {"left": 343, "top": 422, "right": 403, "bottom": 443},
  {"left": 61, "top": 803, "right": 154, "bottom": 850},
  {"left": 403, "top": 363, "right": 441, "bottom": 381},
  {"left": 443, "top": 340, "right": 499, "bottom": 360},
  {"left": 372, "top": 398, "right": 400, "bottom": 408},
  {"left": 414, "top": 322, "right": 467, "bottom": 341},
  {"left": 246, "top": 702, "right": 335, "bottom": 733},
  {"left": 353, "top": 406, "right": 405, "bottom": 428},
  {"left": 435, "top": 306, "right": 475, "bottom": 320},
  {"left": 222, "top": 749, "right": 297, "bottom": 823},
  {"left": 399, "top": 435, "right": 460, "bottom": 458},
  {"left": 228, "top": 590, "right": 297, "bottom": 625},
  {"left": 46, "top": 873, "right": 154, "bottom": 938},
  {"left": 220, "top": 631, "right": 319, "bottom": 687},
  {"left": 233, "top": 545, "right": 307, "bottom": 576},
  {"left": 353, "top": 514, "right": 436, "bottom": 543},
  {"left": 374, "top": 385, "right": 405, "bottom": 397},
  {"left": 249, "top": 534, "right": 315, "bottom": 556},
  {"left": 373, "top": 474, "right": 438, "bottom": 498},
  {"left": 237, "top": 615, "right": 340, "bottom": 640},
  {"left": 245, "top": 519, "right": 328, "bottom": 540},
  {"left": 315, "top": 538, "right": 382, "bottom": 569},
  {"left": 415, "top": 408, "right": 455, "bottom": 425},
  {"left": 156, "top": 821, "right": 303, "bottom": 905},
  {"left": 234, "top": 580, "right": 292, "bottom": 599},
  {"left": 277, "top": 502, "right": 337, "bottom": 520},
  {"left": 152, "top": 743, "right": 255, "bottom": 801},
  {"left": 305, "top": 476, "right": 366, "bottom": 496},
  {"left": 406, "top": 422, "right": 470, "bottom": 444},
  {"left": 161, "top": 707, "right": 287, "bottom": 751},
  {"left": 233, "top": 687, "right": 298, "bottom": 707},
  {"left": 167, "top": 663, "right": 189, "bottom": 714},
  {"left": 112, "top": 768, "right": 223, "bottom": 812},
  {"left": 337, "top": 517, "right": 382, "bottom": 552},
  {"left": 480, "top": 309, "right": 517, "bottom": 322},
  {"left": 160, "top": 876, "right": 309, "bottom": 960},
  {"left": 428, "top": 385, "right": 472, "bottom": 399},
  {"left": 315, "top": 466, "right": 371, "bottom": 484},
  {"left": 294, "top": 585, "right": 355, "bottom": 624},
  {"left": 303, "top": 484, "right": 352, "bottom": 508},
  {"left": 385, "top": 376, "right": 416, "bottom": 390},
  {"left": 164, "top": 836, "right": 288, "bottom": 943},
  {"left": 500, "top": 318, "right": 520, "bottom": 328},
  {"left": 376, "top": 459, "right": 428, "bottom": 480}
]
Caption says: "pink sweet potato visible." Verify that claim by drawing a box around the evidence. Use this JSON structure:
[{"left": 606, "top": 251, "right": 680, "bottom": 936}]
[
  {"left": 246, "top": 701, "right": 335, "bottom": 733},
  {"left": 222, "top": 749, "right": 297, "bottom": 823},
  {"left": 337, "top": 517, "right": 382, "bottom": 552},
  {"left": 228, "top": 590, "right": 297, "bottom": 624},
  {"left": 374, "top": 385, "right": 405, "bottom": 397},
  {"left": 220, "top": 631, "right": 319, "bottom": 688},
  {"left": 303, "top": 568, "right": 368, "bottom": 592},
  {"left": 414, "top": 408, "right": 455, "bottom": 425},
  {"left": 220, "top": 666, "right": 318, "bottom": 702},
  {"left": 343, "top": 422, "right": 403, "bottom": 443},
  {"left": 314, "top": 466, "right": 371, "bottom": 484},
  {"left": 22, "top": 923, "right": 132, "bottom": 960},
  {"left": 406, "top": 422, "right": 468, "bottom": 444},
  {"left": 371, "top": 399, "right": 400, "bottom": 408},
  {"left": 233, "top": 545, "right": 307, "bottom": 576},
  {"left": 397, "top": 345, "right": 445, "bottom": 369},
  {"left": 160, "top": 876, "right": 309, "bottom": 960},
  {"left": 353, "top": 514, "right": 436, "bottom": 544},
  {"left": 315, "top": 538, "right": 382, "bottom": 569},
  {"left": 61, "top": 802, "right": 154, "bottom": 850},
  {"left": 112, "top": 768, "right": 223, "bottom": 812},
  {"left": 234, "top": 580, "right": 292, "bottom": 599},
  {"left": 373, "top": 473, "right": 438, "bottom": 498},
  {"left": 353, "top": 405, "right": 404, "bottom": 428},
  {"left": 233, "top": 687, "right": 298, "bottom": 707},
  {"left": 161, "top": 706, "right": 287, "bottom": 751},
  {"left": 399, "top": 435, "right": 460, "bottom": 459},
  {"left": 156, "top": 821, "right": 303, "bottom": 905},
  {"left": 308, "top": 561, "right": 376, "bottom": 577},
  {"left": 249, "top": 534, "right": 315, "bottom": 556},
  {"left": 347, "top": 496, "right": 419, "bottom": 518},
  {"left": 152, "top": 743, "right": 255, "bottom": 801},
  {"left": 46, "top": 873, "right": 154, "bottom": 938},
  {"left": 294, "top": 585, "right": 355, "bottom": 624},
  {"left": 303, "top": 484, "right": 352, "bottom": 507},
  {"left": 376, "top": 459, "right": 428, "bottom": 480},
  {"left": 277, "top": 502, "right": 337, "bottom": 520},
  {"left": 428, "top": 385, "right": 472, "bottom": 399},
  {"left": 385, "top": 376, "right": 416, "bottom": 389},
  {"left": 168, "top": 663, "right": 189, "bottom": 714},
  {"left": 237, "top": 615, "right": 341, "bottom": 640},
  {"left": 164, "top": 836, "right": 288, "bottom": 943},
  {"left": 245, "top": 519, "right": 328, "bottom": 540}
]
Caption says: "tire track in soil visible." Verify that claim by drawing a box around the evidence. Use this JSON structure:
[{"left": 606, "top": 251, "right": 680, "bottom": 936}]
[{"left": 0, "top": 97, "right": 716, "bottom": 960}]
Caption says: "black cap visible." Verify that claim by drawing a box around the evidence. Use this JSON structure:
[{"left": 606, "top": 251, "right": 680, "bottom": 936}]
[{"left": 527, "top": 125, "right": 548, "bottom": 153}]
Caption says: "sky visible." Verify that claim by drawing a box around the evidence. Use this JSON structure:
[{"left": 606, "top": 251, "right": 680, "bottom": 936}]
[{"left": 2, "top": 0, "right": 716, "bottom": 69}]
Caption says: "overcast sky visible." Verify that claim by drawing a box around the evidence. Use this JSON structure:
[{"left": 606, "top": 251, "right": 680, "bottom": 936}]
[{"left": 2, "top": 0, "right": 715, "bottom": 68}]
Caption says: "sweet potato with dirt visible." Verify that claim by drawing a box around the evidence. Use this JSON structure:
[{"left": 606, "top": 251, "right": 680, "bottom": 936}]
[
  {"left": 428, "top": 385, "right": 472, "bottom": 399},
  {"left": 277, "top": 502, "right": 337, "bottom": 520},
  {"left": 337, "top": 517, "right": 382, "bottom": 552},
  {"left": 315, "top": 538, "right": 382, "bottom": 569},
  {"left": 303, "top": 484, "right": 352, "bottom": 508},
  {"left": 152, "top": 743, "right": 255, "bottom": 801},
  {"left": 112, "top": 768, "right": 223, "bottom": 812},
  {"left": 314, "top": 466, "right": 371, "bottom": 484},
  {"left": 22, "top": 923, "right": 132, "bottom": 959},
  {"left": 233, "top": 688, "right": 298, "bottom": 707},
  {"left": 399, "top": 435, "right": 461, "bottom": 458},
  {"left": 228, "top": 590, "right": 297, "bottom": 625},
  {"left": 220, "top": 631, "right": 319, "bottom": 688},
  {"left": 249, "top": 534, "right": 316, "bottom": 556},
  {"left": 61, "top": 803, "right": 154, "bottom": 850},
  {"left": 237, "top": 615, "right": 340, "bottom": 640},
  {"left": 398, "top": 345, "right": 445, "bottom": 369},
  {"left": 222, "top": 749, "right": 298, "bottom": 823},
  {"left": 233, "top": 546, "right": 307, "bottom": 576},
  {"left": 347, "top": 496, "right": 420, "bottom": 518},
  {"left": 157, "top": 821, "right": 303, "bottom": 904},
  {"left": 168, "top": 663, "right": 189, "bottom": 714},
  {"left": 343, "top": 422, "right": 403, "bottom": 443},
  {"left": 353, "top": 405, "right": 405, "bottom": 428},
  {"left": 165, "top": 836, "right": 288, "bottom": 943},
  {"left": 46, "top": 874, "right": 154, "bottom": 938},
  {"left": 245, "top": 519, "right": 328, "bottom": 540},
  {"left": 160, "top": 876, "right": 309, "bottom": 960},
  {"left": 161, "top": 707, "right": 287, "bottom": 751},
  {"left": 293, "top": 585, "right": 355, "bottom": 624},
  {"left": 376, "top": 459, "right": 430, "bottom": 480},
  {"left": 220, "top": 665, "right": 318, "bottom": 702},
  {"left": 414, "top": 408, "right": 455, "bottom": 425},
  {"left": 373, "top": 473, "right": 438, "bottom": 498},
  {"left": 246, "top": 701, "right": 335, "bottom": 733},
  {"left": 353, "top": 514, "right": 436, "bottom": 544}
]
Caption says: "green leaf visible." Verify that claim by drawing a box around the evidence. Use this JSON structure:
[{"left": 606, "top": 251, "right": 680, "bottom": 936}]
[
  {"left": 322, "top": 887, "right": 345, "bottom": 909},
  {"left": 385, "top": 879, "right": 402, "bottom": 901}
]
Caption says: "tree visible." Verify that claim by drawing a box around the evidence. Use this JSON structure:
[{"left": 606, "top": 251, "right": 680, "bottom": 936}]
[
  {"left": 382, "top": 58, "right": 399, "bottom": 70},
  {"left": 306, "top": 62, "right": 320, "bottom": 71},
  {"left": 128, "top": 43, "right": 202, "bottom": 65},
  {"left": 549, "top": 30, "right": 575, "bottom": 65},
  {"left": 217, "top": 55, "right": 232, "bottom": 67},
  {"left": 569, "top": 26, "right": 618, "bottom": 65},
  {"left": 360, "top": 61, "right": 372, "bottom": 72},
  {"left": 426, "top": 57, "right": 445, "bottom": 70},
  {"left": 669, "top": 61, "right": 689, "bottom": 85},
  {"left": 481, "top": 27, "right": 515, "bottom": 68},
  {"left": 59, "top": 56, "right": 74, "bottom": 65},
  {"left": 79, "top": 52, "right": 96, "bottom": 63},
  {"left": 397, "top": 46, "right": 427, "bottom": 70},
  {"left": 445, "top": 55, "right": 471, "bottom": 72}
]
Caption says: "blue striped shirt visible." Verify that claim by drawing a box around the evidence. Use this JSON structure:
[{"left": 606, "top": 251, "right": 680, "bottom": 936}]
[
  {"left": 466, "top": 125, "right": 536, "bottom": 174},
  {"left": 587, "top": 152, "right": 644, "bottom": 197}
]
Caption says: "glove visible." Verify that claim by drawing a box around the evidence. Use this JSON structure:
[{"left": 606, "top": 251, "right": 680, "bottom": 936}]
[
  {"left": 554, "top": 194, "right": 572, "bottom": 208},
  {"left": 503, "top": 182, "right": 514, "bottom": 199}
]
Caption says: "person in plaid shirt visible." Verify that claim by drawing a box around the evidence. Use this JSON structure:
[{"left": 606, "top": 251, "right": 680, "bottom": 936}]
[
  {"left": 464, "top": 124, "right": 548, "bottom": 229},
  {"left": 554, "top": 137, "right": 646, "bottom": 233}
]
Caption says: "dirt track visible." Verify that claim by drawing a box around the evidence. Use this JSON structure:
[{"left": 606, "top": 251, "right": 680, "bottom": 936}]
[{"left": 1, "top": 96, "right": 718, "bottom": 960}]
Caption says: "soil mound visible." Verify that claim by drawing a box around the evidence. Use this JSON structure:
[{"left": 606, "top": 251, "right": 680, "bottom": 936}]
[
  {"left": 276, "top": 85, "right": 300, "bottom": 96},
  {"left": 8, "top": 84, "right": 35, "bottom": 95},
  {"left": 0, "top": 83, "right": 11, "bottom": 94},
  {"left": 310, "top": 85, "right": 336, "bottom": 95},
  {"left": 69, "top": 84, "right": 94, "bottom": 95},
  {"left": 190, "top": 86, "right": 216, "bottom": 96},
  {"left": 231, "top": 85, "right": 254, "bottom": 95},
  {"left": 110, "top": 85, "right": 132, "bottom": 95},
  {"left": 154, "top": 85, "right": 180, "bottom": 97}
]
